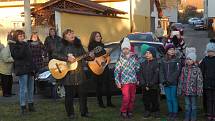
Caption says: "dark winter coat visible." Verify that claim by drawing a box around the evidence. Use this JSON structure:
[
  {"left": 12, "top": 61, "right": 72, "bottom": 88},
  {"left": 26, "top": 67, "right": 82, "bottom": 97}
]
[
  {"left": 139, "top": 59, "right": 160, "bottom": 89},
  {"left": 53, "top": 37, "right": 90, "bottom": 86},
  {"left": 28, "top": 40, "right": 45, "bottom": 72},
  {"left": 88, "top": 41, "right": 106, "bottom": 57},
  {"left": 44, "top": 35, "right": 61, "bottom": 60},
  {"left": 177, "top": 65, "right": 203, "bottom": 96},
  {"left": 160, "top": 56, "right": 181, "bottom": 86},
  {"left": 9, "top": 41, "right": 33, "bottom": 76},
  {"left": 200, "top": 56, "right": 215, "bottom": 89}
]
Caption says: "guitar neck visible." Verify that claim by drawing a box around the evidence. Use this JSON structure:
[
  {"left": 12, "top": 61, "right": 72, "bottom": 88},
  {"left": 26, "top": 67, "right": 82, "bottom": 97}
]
[{"left": 75, "top": 54, "right": 88, "bottom": 62}]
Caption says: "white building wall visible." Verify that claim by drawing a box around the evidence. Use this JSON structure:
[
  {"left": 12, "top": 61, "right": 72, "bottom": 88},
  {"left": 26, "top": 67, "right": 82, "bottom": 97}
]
[
  {"left": 163, "top": 8, "right": 178, "bottom": 23},
  {"left": 55, "top": 11, "right": 62, "bottom": 37},
  {"left": 208, "top": 0, "right": 215, "bottom": 17}
]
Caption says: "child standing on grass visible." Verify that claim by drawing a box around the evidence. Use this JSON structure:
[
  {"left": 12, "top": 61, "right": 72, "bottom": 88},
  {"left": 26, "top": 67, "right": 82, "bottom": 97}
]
[
  {"left": 178, "top": 48, "right": 203, "bottom": 121},
  {"left": 200, "top": 39, "right": 215, "bottom": 121},
  {"left": 139, "top": 45, "right": 160, "bottom": 119},
  {"left": 114, "top": 38, "right": 140, "bottom": 119},
  {"left": 160, "top": 44, "right": 181, "bottom": 121}
]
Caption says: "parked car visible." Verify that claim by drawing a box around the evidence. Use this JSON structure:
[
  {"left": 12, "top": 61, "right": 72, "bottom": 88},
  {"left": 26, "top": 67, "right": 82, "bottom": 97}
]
[
  {"left": 127, "top": 32, "right": 159, "bottom": 42},
  {"left": 170, "top": 23, "right": 184, "bottom": 36},
  {"left": 188, "top": 17, "right": 200, "bottom": 25},
  {"left": 194, "top": 22, "right": 207, "bottom": 31},
  {"left": 35, "top": 67, "right": 64, "bottom": 98},
  {"left": 45, "top": 41, "right": 165, "bottom": 97}
]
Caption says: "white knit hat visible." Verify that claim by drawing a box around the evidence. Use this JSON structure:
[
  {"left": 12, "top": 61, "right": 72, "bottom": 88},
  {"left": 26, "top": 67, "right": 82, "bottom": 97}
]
[
  {"left": 121, "top": 37, "right": 131, "bottom": 50},
  {"left": 186, "top": 47, "right": 197, "bottom": 61},
  {"left": 206, "top": 42, "right": 215, "bottom": 52}
]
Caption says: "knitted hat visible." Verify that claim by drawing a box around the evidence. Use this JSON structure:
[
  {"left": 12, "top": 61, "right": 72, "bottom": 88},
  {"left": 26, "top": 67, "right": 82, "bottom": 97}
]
[
  {"left": 206, "top": 42, "right": 215, "bottom": 52},
  {"left": 121, "top": 37, "right": 131, "bottom": 50},
  {"left": 165, "top": 43, "right": 175, "bottom": 52},
  {"left": 186, "top": 47, "right": 197, "bottom": 61},
  {"left": 141, "top": 44, "right": 150, "bottom": 55},
  {"left": 146, "top": 47, "right": 157, "bottom": 58}
]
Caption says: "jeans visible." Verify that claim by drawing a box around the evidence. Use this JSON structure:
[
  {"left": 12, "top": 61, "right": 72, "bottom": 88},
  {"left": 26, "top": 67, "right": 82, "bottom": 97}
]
[
  {"left": 184, "top": 96, "right": 197, "bottom": 121},
  {"left": 120, "top": 83, "right": 136, "bottom": 113},
  {"left": 18, "top": 74, "right": 34, "bottom": 106},
  {"left": 164, "top": 86, "right": 178, "bottom": 113}
]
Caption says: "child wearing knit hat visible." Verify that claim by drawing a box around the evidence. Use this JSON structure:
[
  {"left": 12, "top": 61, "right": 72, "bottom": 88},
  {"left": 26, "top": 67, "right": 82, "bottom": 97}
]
[
  {"left": 200, "top": 39, "right": 215, "bottom": 121},
  {"left": 139, "top": 45, "right": 160, "bottom": 119},
  {"left": 160, "top": 43, "right": 181, "bottom": 120},
  {"left": 114, "top": 37, "right": 140, "bottom": 119},
  {"left": 178, "top": 47, "right": 203, "bottom": 121}
]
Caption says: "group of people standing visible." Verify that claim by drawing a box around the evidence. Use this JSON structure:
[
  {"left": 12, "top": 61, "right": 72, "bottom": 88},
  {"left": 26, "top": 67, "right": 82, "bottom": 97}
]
[
  {"left": 0, "top": 28, "right": 115, "bottom": 118},
  {"left": 114, "top": 37, "right": 215, "bottom": 121},
  {"left": 0, "top": 27, "right": 215, "bottom": 121}
]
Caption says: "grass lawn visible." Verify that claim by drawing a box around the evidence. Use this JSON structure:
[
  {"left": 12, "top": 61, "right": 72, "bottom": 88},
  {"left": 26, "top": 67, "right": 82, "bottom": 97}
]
[{"left": 0, "top": 95, "right": 206, "bottom": 121}]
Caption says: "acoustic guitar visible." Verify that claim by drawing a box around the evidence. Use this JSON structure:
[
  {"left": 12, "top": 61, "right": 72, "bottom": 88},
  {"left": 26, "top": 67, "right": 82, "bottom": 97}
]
[
  {"left": 48, "top": 47, "right": 101, "bottom": 79},
  {"left": 88, "top": 49, "right": 112, "bottom": 75}
]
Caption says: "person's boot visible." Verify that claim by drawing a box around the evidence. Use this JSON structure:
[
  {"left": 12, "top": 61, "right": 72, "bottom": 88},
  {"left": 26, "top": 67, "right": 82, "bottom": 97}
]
[
  {"left": 97, "top": 97, "right": 105, "bottom": 108},
  {"left": 127, "top": 112, "right": 133, "bottom": 119},
  {"left": 153, "top": 111, "right": 161, "bottom": 119},
  {"left": 28, "top": 103, "right": 36, "bottom": 112},
  {"left": 167, "top": 113, "right": 173, "bottom": 121},
  {"left": 172, "top": 113, "right": 178, "bottom": 121},
  {"left": 99, "top": 103, "right": 106, "bottom": 108},
  {"left": 207, "top": 116, "right": 213, "bottom": 121},
  {"left": 107, "top": 96, "right": 115, "bottom": 108},
  {"left": 120, "top": 112, "right": 128, "bottom": 119},
  {"left": 20, "top": 106, "right": 27, "bottom": 115},
  {"left": 98, "top": 101, "right": 106, "bottom": 108},
  {"left": 68, "top": 114, "right": 75, "bottom": 119},
  {"left": 81, "top": 112, "right": 92, "bottom": 118},
  {"left": 143, "top": 111, "right": 151, "bottom": 119},
  {"left": 107, "top": 101, "right": 115, "bottom": 108}
]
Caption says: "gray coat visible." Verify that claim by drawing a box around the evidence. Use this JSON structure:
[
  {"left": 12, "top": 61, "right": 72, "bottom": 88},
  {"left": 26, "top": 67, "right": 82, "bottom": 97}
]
[{"left": 160, "top": 56, "right": 182, "bottom": 86}]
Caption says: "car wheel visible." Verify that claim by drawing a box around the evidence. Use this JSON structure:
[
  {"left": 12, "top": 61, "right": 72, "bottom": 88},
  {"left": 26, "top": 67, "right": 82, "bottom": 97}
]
[{"left": 56, "top": 85, "right": 65, "bottom": 98}]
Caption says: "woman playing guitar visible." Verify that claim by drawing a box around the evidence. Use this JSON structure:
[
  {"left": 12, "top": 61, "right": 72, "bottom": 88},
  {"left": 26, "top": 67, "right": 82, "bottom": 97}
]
[
  {"left": 52, "top": 29, "right": 94, "bottom": 119},
  {"left": 88, "top": 31, "right": 115, "bottom": 108}
]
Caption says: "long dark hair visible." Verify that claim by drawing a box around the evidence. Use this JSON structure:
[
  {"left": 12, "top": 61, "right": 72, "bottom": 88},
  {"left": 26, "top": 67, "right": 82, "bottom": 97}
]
[
  {"left": 13, "top": 30, "right": 25, "bottom": 41},
  {"left": 49, "top": 27, "right": 57, "bottom": 36},
  {"left": 89, "top": 31, "right": 102, "bottom": 45}
]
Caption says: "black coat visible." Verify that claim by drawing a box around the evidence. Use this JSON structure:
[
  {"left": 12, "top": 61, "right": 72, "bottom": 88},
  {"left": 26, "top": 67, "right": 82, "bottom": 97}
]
[
  {"left": 44, "top": 35, "right": 61, "bottom": 60},
  {"left": 200, "top": 56, "right": 215, "bottom": 89},
  {"left": 88, "top": 41, "right": 106, "bottom": 57},
  {"left": 53, "top": 38, "right": 90, "bottom": 86},
  {"left": 9, "top": 41, "right": 33, "bottom": 76},
  {"left": 139, "top": 59, "right": 160, "bottom": 89},
  {"left": 27, "top": 40, "right": 45, "bottom": 72}
]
